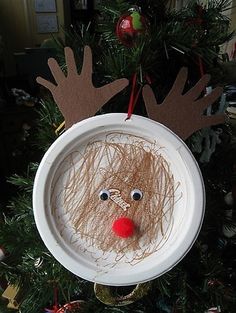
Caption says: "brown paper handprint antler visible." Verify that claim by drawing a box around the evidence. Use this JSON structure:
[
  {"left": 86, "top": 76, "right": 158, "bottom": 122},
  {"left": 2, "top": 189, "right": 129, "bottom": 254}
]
[
  {"left": 37, "top": 46, "right": 129, "bottom": 129},
  {"left": 37, "top": 47, "right": 224, "bottom": 140},
  {"left": 142, "top": 67, "right": 225, "bottom": 140}
]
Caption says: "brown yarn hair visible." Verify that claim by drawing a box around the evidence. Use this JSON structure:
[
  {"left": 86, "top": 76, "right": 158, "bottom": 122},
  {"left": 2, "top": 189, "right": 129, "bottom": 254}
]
[{"left": 52, "top": 132, "right": 179, "bottom": 264}]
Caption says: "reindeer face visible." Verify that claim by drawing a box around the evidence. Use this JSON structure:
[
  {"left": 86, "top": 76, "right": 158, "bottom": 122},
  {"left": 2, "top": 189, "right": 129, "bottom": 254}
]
[
  {"left": 34, "top": 114, "right": 204, "bottom": 284},
  {"left": 34, "top": 46, "right": 210, "bottom": 284},
  {"left": 51, "top": 131, "right": 178, "bottom": 264}
]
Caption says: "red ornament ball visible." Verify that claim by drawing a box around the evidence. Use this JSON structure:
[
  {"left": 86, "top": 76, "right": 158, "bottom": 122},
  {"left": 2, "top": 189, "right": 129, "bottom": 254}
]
[
  {"left": 112, "top": 217, "right": 135, "bottom": 238},
  {"left": 56, "top": 300, "right": 84, "bottom": 313},
  {"left": 116, "top": 8, "right": 147, "bottom": 47}
]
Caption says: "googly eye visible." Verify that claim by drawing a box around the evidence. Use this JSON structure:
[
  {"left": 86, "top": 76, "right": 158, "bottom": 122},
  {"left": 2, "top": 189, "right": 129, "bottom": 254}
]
[
  {"left": 99, "top": 189, "right": 110, "bottom": 201},
  {"left": 131, "top": 189, "right": 143, "bottom": 201}
]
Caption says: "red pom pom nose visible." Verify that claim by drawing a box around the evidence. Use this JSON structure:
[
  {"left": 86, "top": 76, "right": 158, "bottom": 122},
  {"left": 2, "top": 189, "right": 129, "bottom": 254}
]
[{"left": 112, "top": 217, "right": 135, "bottom": 238}]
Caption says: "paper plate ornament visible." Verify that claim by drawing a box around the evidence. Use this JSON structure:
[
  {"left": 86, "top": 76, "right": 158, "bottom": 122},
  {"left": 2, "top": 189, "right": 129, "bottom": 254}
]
[{"left": 33, "top": 46, "right": 224, "bottom": 293}]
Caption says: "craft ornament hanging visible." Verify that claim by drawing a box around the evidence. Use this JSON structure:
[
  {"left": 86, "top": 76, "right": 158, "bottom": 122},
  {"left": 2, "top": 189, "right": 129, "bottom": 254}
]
[{"left": 33, "top": 46, "right": 224, "bottom": 289}]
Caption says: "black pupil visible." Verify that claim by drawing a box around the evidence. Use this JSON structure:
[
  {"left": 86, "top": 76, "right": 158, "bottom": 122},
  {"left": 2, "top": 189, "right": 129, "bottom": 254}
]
[
  {"left": 133, "top": 192, "right": 141, "bottom": 201},
  {"left": 100, "top": 192, "right": 109, "bottom": 200}
]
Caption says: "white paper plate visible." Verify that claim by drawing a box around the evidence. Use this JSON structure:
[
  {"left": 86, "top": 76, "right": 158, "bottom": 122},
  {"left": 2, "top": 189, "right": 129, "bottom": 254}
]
[{"left": 33, "top": 113, "right": 205, "bottom": 286}]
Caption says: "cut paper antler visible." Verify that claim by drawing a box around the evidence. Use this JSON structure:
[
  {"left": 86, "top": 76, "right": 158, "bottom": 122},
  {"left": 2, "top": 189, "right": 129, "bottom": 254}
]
[
  {"left": 37, "top": 46, "right": 129, "bottom": 129},
  {"left": 142, "top": 67, "right": 225, "bottom": 140},
  {"left": 37, "top": 47, "right": 225, "bottom": 140}
]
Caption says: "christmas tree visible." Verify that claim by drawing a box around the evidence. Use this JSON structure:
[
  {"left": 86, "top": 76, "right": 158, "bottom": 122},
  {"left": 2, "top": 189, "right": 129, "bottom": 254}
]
[{"left": 1, "top": 1, "right": 236, "bottom": 312}]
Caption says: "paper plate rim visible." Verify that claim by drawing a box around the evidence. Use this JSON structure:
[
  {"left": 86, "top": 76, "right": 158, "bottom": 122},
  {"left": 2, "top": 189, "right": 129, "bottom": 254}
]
[{"left": 33, "top": 113, "right": 205, "bottom": 286}]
